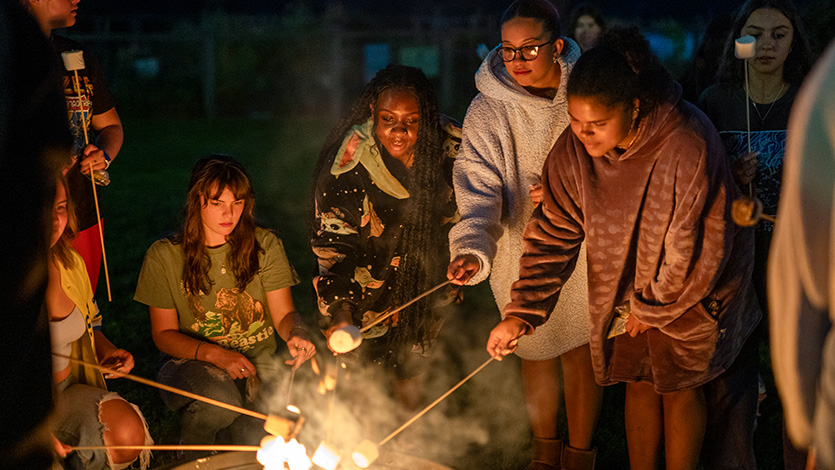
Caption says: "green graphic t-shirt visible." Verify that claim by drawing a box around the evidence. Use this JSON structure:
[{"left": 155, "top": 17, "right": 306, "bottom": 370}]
[{"left": 134, "top": 228, "right": 300, "bottom": 369}]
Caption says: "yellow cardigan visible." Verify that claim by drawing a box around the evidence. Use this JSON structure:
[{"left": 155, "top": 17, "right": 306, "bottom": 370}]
[{"left": 59, "top": 249, "right": 107, "bottom": 390}]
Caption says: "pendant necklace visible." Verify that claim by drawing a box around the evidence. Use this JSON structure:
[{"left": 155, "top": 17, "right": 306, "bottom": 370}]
[{"left": 750, "top": 82, "right": 786, "bottom": 123}]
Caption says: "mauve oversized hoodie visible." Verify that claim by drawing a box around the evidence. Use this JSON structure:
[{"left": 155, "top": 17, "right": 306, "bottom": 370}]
[{"left": 504, "top": 84, "right": 762, "bottom": 392}]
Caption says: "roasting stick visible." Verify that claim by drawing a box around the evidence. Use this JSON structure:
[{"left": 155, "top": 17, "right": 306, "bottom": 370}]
[
  {"left": 88, "top": 159, "right": 112, "bottom": 301},
  {"left": 352, "top": 355, "right": 498, "bottom": 468},
  {"left": 379, "top": 356, "right": 494, "bottom": 446},
  {"left": 62, "top": 50, "right": 112, "bottom": 301},
  {"left": 69, "top": 445, "right": 259, "bottom": 452},
  {"left": 54, "top": 353, "right": 268, "bottom": 421},
  {"left": 360, "top": 280, "right": 451, "bottom": 333},
  {"left": 736, "top": 35, "right": 756, "bottom": 197},
  {"left": 328, "top": 354, "right": 340, "bottom": 443}
]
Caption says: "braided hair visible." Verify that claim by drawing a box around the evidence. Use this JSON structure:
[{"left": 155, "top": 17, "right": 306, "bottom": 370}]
[{"left": 311, "top": 64, "right": 447, "bottom": 354}]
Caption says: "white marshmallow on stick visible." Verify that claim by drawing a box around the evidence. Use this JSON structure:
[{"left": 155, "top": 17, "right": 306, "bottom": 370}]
[
  {"left": 328, "top": 325, "right": 363, "bottom": 353},
  {"left": 61, "top": 50, "right": 86, "bottom": 71},
  {"left": 735, "top": 35, "right": 756, "bottom": 59}
]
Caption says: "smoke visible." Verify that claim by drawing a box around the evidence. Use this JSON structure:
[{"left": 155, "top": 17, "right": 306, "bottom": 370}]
[{"left": 258, "top": 285, "right": 531, "bottom": 469}]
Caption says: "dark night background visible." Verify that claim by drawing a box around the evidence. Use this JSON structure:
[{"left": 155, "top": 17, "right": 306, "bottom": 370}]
[{"left": 45, "top": 0, "right": 835, "bottom": 468}]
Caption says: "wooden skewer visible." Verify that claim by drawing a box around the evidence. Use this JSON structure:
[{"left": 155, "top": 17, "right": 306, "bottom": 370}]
[
  {"left": 89, "top": 161, "right": 112, "bottom": 302},
  {"left": 54, "top": 354, "right": 268, "bottom": 421},
  {"left": 72, "top": 68, "right": 112, "bottom": 301},
  {"left": 69, "top": 445, "right": 259, "bottom": 452},
  {"left": 71, "top": 70, "right": 88, "bottom": 146},
  {"left": 360, "top": 280, "right": 451, "bottom": 333},
  {"left": 378, "top": 356, "right": 496, "bottom": 447},
  {"left": 327, "top": 354, "right": 339, "bottom": 444},
  {"left": 761, "top": 213, "right": 777, "bottom": 223}
]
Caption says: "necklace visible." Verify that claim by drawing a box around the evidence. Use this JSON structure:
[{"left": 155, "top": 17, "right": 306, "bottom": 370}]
[
  {"left": 749, "top": 82, "right": 786, "bottom": 123},
  {"left": 616, "top": 119, "right": 642, "bottom": 151}
]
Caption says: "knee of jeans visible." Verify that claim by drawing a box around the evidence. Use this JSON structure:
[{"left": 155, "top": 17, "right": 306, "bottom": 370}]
[
  {"left": 184, "top": 399, "right": 240, "bottom": 429},
  {"left": 160, "top": 360, "right": 241, "bottom": 408}
]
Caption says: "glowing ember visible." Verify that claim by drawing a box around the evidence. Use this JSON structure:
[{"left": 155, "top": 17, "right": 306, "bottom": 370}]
[
  {"left": 311, "top": 441, "right": 341, "bottom": 470},
  {"left": 311, "top": 356, "right": 321, "bottom": 375},
  {"left": 323, "top": 374, "right": 337, "bottom": 391},
  {"left": 257, "top": 436, "right": 312, "bottom": 470},
  {"left": 352, "top": 439, "right": 379, "bottom": 468},
  {"left": 286, "top": 404, "right": 301, "bottom": 414}
]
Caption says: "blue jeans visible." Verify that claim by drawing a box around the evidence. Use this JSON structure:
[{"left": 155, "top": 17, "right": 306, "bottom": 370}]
[{"left": 157, "top": 357, "right": 265, "bottom": 446}]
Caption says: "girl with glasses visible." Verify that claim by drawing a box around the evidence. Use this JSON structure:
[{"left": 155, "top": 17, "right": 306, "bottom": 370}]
[{"left": 447, "top": 1, "right": 601, "bottom": 468}]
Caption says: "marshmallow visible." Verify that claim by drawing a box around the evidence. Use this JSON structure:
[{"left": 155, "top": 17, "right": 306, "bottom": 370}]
[
  {"left": 352, "top": 439, "right": 380, "bottom": 468},
  {"left": 328, "top": 325, "right": 363, "bottom": 353},
  {"left": 311, "top": 441, "right": 341, "bottom": 470},
  {"left": 735, "top": 35, "right": 756, "bottom": 59},
  {"left": 61, "top": 50, "right": 85, "bottom": 71}
]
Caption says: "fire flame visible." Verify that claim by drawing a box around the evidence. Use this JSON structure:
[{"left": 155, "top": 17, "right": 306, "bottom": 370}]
[{"left": 256, "top": 436, "right": 312, "bottom": 470}]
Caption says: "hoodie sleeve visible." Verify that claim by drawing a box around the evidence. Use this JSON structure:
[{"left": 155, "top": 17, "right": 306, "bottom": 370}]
[
  {"left": 448, "top": 97, "right": 508, "bottom": 284},
  {"left": 502, "top": 135, "right": 585, "bottom": 329}
]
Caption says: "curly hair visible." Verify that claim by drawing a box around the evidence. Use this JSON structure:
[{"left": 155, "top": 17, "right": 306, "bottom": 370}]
[
  {"left": 311, "top": 64, "right": 448, "bottom": 353},
  {"left": 501, "top": 0, "right": 561, "bottom": 38},
  {"left": 567, "top": 26, "right": 675, "bottom": 118},
  {"left": 716, "top": 0, "right": 812, "bottom": 87},
  {"left": 171, "top": 154, "right": 262, "bottom": 297}
]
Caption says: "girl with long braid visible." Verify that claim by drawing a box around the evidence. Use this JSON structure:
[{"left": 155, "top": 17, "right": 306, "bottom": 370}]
[{"left": 311, "top": 64, "right": 461, "bottom": 411}]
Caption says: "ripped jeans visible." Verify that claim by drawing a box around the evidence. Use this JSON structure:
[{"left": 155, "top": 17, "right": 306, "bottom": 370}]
[
  {"left": 53, "top": 376, "right": 152, "bottom": 470},
  {"left": 157, "top": 357, "right": 267, "bottom": 446}
]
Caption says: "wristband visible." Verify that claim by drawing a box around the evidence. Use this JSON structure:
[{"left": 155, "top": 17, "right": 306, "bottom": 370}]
[
  {"left": 102, "top": 150, "right": 111, "bottom": 169},
  {"left": 194, "top": 342, "right": 203, "bottom": 360},
  {"left": 289, "top": 325, "right": 308, "bottom": 338}
]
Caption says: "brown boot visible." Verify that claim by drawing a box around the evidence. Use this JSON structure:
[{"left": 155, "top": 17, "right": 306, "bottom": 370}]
[
  {"left": 562, "top": 444, "right": 596, "bottom": 470},
  {"left": 526, "top": 438, "right": 563, "bottom": 470}
]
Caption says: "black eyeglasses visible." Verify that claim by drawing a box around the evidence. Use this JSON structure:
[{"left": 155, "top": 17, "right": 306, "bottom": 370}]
[{"left": 498, "top": 39, "right": 555, "bottom": 62}]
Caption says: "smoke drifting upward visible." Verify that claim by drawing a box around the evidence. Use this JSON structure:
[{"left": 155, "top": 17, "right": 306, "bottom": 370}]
[{"left": 261, "top": 283, "right": 532, "bottom": 468}]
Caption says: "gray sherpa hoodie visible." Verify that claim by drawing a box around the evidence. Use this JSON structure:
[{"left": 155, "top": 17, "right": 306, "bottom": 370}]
[{"left": 449, "top": 38, "right": 590, "bottom": 360}]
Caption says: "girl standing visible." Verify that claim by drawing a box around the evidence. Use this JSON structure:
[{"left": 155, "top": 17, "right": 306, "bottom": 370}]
[{"left": 447, "top": 1, "right": 601, "bottom": 468}]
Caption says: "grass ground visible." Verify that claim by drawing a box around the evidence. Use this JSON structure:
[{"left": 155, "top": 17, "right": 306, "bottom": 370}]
[{"left": 95, "top": 116, "right": 785, "bottom": 469}]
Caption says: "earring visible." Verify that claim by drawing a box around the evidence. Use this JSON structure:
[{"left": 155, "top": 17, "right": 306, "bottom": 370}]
[
  {"left": 553, "top": 55, "right": 558, "bottom": 64},
  {"left": 633, "top": 108, "right": 640, "bottom": 119}
]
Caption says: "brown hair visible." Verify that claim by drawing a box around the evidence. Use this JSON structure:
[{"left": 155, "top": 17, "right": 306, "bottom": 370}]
[{"left": 171, "top": 154, "right": 261, "bottom": 296}]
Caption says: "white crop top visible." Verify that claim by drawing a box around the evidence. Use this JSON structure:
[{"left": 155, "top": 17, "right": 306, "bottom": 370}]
[{"left": 50, "top": 306, "right": 86, "bottom": 373}]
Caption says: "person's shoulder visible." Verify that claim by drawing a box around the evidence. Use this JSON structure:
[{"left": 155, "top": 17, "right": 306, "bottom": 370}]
[
  {"left": 462, "top": 93, "right": 505, "bottom": 131},
  {"left": 255, "top": 227, "right": 281, "bottom": 246},
  {"left": 51, "top": 33, "right": 83, "bottom": 52},
  {"left": 146, "top": 237, "right": 180, "bottom": 259},
  {"left": 698, "top": 83, "right": 736, "bottom": 106}
]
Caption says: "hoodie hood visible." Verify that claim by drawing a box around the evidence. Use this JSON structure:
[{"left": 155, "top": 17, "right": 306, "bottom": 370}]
[
  {"left": 601, "top": 81, "right": 684, "bottom": 162},
  {"left": 475, "top": 37, "right": 581, "bottom": 109}
]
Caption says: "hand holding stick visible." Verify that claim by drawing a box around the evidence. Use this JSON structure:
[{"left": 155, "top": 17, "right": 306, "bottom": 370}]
[{"left": 62, "top": 50, "right": 112, "bottom": 300}]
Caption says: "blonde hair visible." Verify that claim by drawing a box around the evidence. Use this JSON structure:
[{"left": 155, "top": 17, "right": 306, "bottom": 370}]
[{"left": 51, "top": 176, "right": 78, "bottom": 269}]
